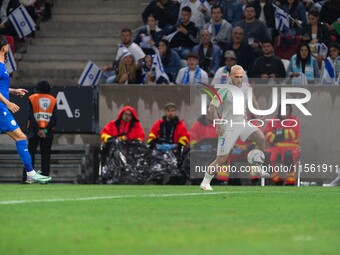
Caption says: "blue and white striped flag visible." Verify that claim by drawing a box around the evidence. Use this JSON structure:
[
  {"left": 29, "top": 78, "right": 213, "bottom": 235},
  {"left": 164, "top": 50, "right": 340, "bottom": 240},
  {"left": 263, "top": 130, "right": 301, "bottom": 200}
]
[
  {"left": 78, "top": 60, "right": 102, "bottom": 86},
  {"left": 8, "top": 5, "right": 36, "bottom": 38},
  {"left": 5, "top": 47, "right": 16, "bottom": 74},
  {"left": 151, "top": 47, "right": 169, "bottom": 83},
  {"left": 322, "top": 58, "right": 336, "bottom": 85},
  {"left": 166, "top": 31, "right": 179, "bottom": 43},
  {"left": 273, "top": 5, "right": 289, "bottom": 33}
]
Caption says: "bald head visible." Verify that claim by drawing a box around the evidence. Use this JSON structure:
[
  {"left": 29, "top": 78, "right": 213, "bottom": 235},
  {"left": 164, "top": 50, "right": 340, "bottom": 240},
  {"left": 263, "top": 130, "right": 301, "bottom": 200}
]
[
  {"left": 230, "top": 65, "right": 244, "bottom": 75},
  {"left": 230, "top": 65, "right": 244, "bottom": 86}
]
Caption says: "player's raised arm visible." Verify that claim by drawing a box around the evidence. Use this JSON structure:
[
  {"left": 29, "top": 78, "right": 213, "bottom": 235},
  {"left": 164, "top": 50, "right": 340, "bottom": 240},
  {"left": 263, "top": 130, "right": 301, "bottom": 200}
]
[{"left": 9, "top": 88, "right": 28, "bottom": 97}]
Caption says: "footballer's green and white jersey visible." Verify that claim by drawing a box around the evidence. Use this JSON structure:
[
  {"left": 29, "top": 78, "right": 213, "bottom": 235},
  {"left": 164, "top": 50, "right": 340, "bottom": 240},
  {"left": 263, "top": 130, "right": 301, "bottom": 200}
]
[{"left": 211, "top": 82, "right": 250, "bottom": 124}]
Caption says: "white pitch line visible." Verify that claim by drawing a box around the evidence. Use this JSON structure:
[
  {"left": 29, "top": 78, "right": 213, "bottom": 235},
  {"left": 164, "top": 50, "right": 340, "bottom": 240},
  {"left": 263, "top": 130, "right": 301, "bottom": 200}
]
[{"left": 0, "top": 191, "right": 245, "bottom": 205}]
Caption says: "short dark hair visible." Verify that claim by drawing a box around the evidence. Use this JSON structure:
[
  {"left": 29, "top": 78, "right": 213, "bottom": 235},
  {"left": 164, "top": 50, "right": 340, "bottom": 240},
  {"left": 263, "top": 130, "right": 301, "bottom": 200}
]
[
  {"left": 0, "top": 36, "right": 8, "bottom": 50},
  {"left": 211, "top": 5, "right": 222, "bottom": 13},
  {"left": 308, "top": 8, "right": 319, "bottom": 17},
  {"left": 181, "top": 6, "right": 191, "bottom": 13},
  {"left": 148, "top": 13, "right": 158, "bottom": 21},
  {"left": 245, "top": 3, "right": 255, "bottom": 10},
  {"left": 261, "top": 40, "right": 273, "bottom": 46},
  {"left": 35, "top": 80, "right": 51, "bottom": 93},
  {"left": 121, "top": 28, "right": 132, "bottom": 34},
  {"left": 187, "top": 52, "right": 199, "bottom": 60},
  {"left": 328, "top": 42, "right": 340, "bottom": 52}
]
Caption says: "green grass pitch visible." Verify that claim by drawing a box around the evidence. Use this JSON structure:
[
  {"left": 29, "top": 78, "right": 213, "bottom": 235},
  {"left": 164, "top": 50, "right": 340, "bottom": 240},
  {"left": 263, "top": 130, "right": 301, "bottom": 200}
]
[{"left": 0, "top": 185, "right": 339, "bottom": 255}]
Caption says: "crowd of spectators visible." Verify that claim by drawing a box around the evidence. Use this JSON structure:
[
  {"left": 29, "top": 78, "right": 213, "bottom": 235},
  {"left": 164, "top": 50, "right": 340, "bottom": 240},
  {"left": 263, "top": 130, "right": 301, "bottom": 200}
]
[{"left": 102, "top": 0, "right": 339, "bottom": 86}]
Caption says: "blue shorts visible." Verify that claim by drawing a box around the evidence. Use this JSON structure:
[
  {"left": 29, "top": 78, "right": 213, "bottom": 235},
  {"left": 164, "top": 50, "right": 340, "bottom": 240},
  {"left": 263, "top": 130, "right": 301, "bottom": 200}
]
[{"left": 0, "top": 107, "right": 19, "bottom": 133}]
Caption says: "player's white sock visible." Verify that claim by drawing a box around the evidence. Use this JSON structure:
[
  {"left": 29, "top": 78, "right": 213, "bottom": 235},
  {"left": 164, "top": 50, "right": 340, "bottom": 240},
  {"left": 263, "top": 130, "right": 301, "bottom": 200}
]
[
  {"left": 26, "top": 170, "right": 37, "bottom": 177},
  {"left": 202, "top": 172, "right": 214, "bottom": 184}
]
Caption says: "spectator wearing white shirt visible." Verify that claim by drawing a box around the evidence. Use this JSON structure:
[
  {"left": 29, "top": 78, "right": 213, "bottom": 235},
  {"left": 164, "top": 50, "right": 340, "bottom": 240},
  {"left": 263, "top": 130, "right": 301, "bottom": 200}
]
[
  {"left": 101, "top": 28, "right": 146, "bottom": 84},
  {"left": 176, "top": 52, "right": 209, "bottom": 85}
]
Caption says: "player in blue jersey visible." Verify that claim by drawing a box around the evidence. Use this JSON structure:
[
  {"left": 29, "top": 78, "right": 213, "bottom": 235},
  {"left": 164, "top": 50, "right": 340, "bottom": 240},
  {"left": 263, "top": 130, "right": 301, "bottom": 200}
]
[{"left": 0, "top": 36, "right": 51, "bottom": 183}]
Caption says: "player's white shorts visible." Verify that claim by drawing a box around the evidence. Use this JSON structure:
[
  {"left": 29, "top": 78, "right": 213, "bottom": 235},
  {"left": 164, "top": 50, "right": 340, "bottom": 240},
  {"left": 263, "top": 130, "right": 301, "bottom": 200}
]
[{"left": 217, "top": 125, "right": 258, "bottom": 156}]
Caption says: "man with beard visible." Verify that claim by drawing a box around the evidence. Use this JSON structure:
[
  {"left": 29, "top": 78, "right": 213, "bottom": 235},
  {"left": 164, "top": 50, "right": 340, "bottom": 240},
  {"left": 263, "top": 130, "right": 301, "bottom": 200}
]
[
  {"left": 250, "top": 40, "right": 286, "bottom": 79},
  {"left": 223, "top": 26, "right": 255, "bottom": 72},
  {"left": 200, "top": 65, "right": 267, "bottom": 190},
  {"left": 100, "top": 28, "right": 145, "bottom": 83},
  {"left": 168, "top": 6, "right": 199, "bottom": 59},
  {"left": 147, "top": 102, "right": 189, "bottom": 153},
  {"left": 192, "top": 29, "right": 221, "bottom": 78},
  {"left": 101, "top": 106, "right": 145, "bottom": 143}
]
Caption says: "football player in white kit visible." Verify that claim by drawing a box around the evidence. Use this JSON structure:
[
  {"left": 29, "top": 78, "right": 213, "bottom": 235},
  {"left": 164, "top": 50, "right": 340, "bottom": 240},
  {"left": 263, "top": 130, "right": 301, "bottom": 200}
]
[{"left": 200, "top": 65, "right": 266, "bottom": 190}]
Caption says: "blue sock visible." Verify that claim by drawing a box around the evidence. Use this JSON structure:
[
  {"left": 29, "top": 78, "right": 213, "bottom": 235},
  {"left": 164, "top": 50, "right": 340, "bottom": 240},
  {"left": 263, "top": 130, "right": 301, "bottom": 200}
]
[{"left": 16, "top": 140, "right": 33, "bottom": 172}]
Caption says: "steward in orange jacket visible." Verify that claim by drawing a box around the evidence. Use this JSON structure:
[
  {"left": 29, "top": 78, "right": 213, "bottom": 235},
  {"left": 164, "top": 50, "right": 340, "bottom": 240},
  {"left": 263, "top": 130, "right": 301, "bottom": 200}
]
[
  {"left": 264, "top": 104, "right": 300, "bottom": 185},
  {"left": 24, "top": 80, "right": 57, "bottom": 181},
  {"left": 101, "top": 106, "right": 145, "bottom": 143}
]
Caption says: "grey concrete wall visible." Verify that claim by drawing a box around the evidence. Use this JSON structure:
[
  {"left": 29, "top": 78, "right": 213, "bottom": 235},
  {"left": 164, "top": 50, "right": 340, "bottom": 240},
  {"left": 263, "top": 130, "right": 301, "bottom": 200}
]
[
  {"left": 1, "top": 85, "right": 339, "bottom": 168},
  {"left": 99, "top": 85, "right": 340, "bottom": 166}
]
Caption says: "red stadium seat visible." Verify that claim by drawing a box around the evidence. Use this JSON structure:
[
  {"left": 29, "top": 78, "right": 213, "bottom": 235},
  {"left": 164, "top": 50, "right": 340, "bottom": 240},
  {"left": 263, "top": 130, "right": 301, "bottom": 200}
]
[
  {"left": 274, "top": 35, "right": 302, "bottom": 61},
  {"left": 4, "top": 35, "right": 15, "bottom": 52}
]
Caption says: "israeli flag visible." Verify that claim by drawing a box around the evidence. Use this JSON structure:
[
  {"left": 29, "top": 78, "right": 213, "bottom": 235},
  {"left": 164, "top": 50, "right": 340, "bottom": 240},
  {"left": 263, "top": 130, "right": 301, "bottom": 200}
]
[
  {"left": 78, "top": 60, "right": 102, "bottom": 86},
  {"left": 322, "top": 58, "right": 336, "bottom": 85},
  {"left": 273, "top": 5, "right": 289, "bottom": 32},
  {"left": 8, "top": 5, "right": 36, "bottom": 38},
  {"left": 166, "top": 31, "right": 179, "bottom": 43},
  {"left": 316, "top": 43, "right": 328, "bottom": 59},
  {"left": 151, "top": 47, "right": 169, "bottom": 83},
  {"left": 5, "top": 47, "right": 16, "bottom": 74}
]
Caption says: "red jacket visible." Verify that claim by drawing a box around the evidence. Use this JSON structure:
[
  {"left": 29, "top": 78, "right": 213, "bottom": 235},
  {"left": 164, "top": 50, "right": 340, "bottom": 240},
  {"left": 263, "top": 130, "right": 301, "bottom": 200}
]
[
  {"left": 190, "top": 116, "right": 218, "bottom": 145},
  {"left": 101, "top": 106, "right": 145, "bottom": 143},
  {"left": 264, "top": 116, "right": 300, "bottom": 147},
  {"left": 148, "top": 116, "right": 189, "bottom": 146}
]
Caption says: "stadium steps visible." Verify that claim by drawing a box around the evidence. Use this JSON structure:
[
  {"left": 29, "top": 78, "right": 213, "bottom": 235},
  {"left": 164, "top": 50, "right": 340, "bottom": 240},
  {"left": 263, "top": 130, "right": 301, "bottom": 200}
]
[
  {"left": 0, "top": 144, "right": 94, "bottom": 183},
  {"left": 10, "top": 0, "right": 145, "bottom": 86}
]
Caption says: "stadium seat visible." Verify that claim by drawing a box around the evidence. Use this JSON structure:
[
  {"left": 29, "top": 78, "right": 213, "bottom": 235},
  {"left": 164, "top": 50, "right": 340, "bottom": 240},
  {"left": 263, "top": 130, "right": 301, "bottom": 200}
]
[
  {"left": 274, "top": 35, "right": 302, "bottom": 61},
  {"left": 4, "top": 35, "right": 15, "bottom": 52},
  {"left": 281, "top": 59, "right": 290, "bottom": 73}
]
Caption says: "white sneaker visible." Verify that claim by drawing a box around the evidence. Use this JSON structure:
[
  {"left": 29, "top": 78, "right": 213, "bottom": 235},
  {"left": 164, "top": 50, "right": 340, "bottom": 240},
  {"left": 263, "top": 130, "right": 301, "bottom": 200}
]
[
  {"left": 26, "top": 171, "right": 52, "bottom": 184},
  {"left": 200, "top": 182, "right": 213, "bottom": 190}
]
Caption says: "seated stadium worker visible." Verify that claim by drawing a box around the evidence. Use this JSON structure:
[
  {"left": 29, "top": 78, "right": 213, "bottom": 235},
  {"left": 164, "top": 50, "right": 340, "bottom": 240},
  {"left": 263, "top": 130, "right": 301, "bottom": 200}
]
[
  {"left": 101, "top": 106, "right": 145, "bottom": 143},
  {"left": 264, "top": 104, "right": 300, "bottom": 186},
  {"left": 147, "top": 102, "right": 189, "bottom": 153},
  {"left": 190, "top": 113, "right": 218, "bottom": 147}
]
